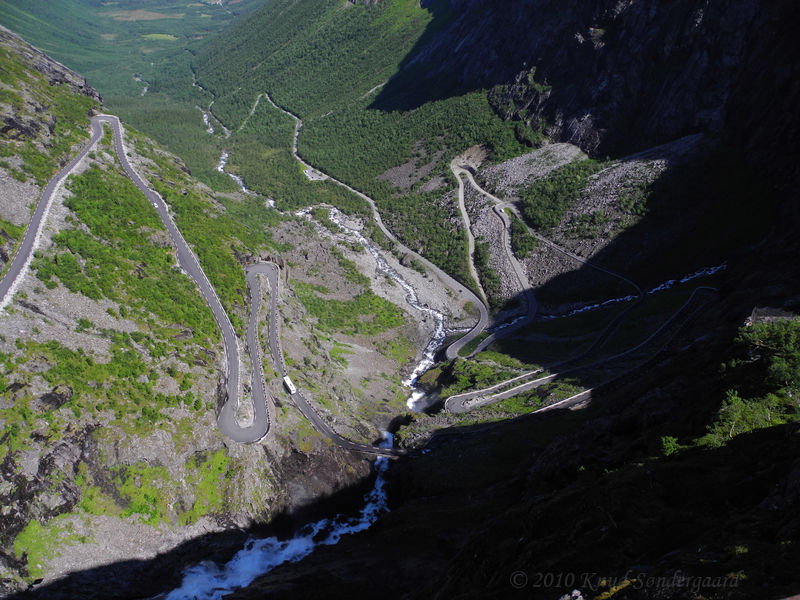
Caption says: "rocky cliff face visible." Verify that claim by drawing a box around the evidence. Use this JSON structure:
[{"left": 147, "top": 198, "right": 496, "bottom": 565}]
[
  {"left": 387, "top": 0, "right": 798, "bottom": 180},
  {"left": 3, "top": 32, "right": 99, "bottom": 103},
  {"left": 0, "top": 24, "right": 102, "bottom": 280},
  {"left": 0, "top": 24, "right": 100, "bottom": 141}
]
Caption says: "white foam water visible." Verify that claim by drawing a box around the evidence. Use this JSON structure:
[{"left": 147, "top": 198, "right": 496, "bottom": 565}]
[
  {"left": 201, "top": 110, "right": 214, "bottom": 134},
  {"left": 216, "top": 151, "right": 253, "bottom": 195},
  {"left": 216, "top": 151, "right": 229, "bottom": 173},
  {"left": 295, "top": 207, "right": 447, "bottom": 411},
  {"left": 326, "top": 209, "right": 448, "bottom": 408},
  {"left": 162, "top": 433, "right": 393, "bottom": 600},
  {"left": 650, "top": 260, "right": 727, "bottom": 292},
  {"left": 539, "top": 293, "right": 638, "bottom": 321},
  {"left": 487, "top": 313, "right": 528, "bottom": 333}
]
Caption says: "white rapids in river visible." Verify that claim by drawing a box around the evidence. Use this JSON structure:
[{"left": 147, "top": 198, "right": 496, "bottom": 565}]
[
  {"left": 209, "top": 105, "right": 447, "bottom": 402},
  {"left": 295, "top": 206, "right": 448, "bottom": 412},
  {"left": 162, "top": 434, "right": 393, "bottom": 600},
  {"left": 161, "top": 140, "right": 451, "bottom": 598},
  {"left": 215, "top": 151, "right": 251, "bottom": 194}
]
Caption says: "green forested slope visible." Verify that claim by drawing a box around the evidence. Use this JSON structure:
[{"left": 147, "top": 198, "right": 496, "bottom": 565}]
[
  {"left": 193, "top": 0, "right": 442, "bottom": 121},
  {"left": 1, "top": 0, "right": 529, "bottom": 283},
  {"left": 0, "top": 0, "right": 263, "bottom": 183},
  {"left": 193, "top": 0, "right": 527, "bottom": 284},
  {"left": 0, "top": 0, "right": 263, "bottom": 97}
]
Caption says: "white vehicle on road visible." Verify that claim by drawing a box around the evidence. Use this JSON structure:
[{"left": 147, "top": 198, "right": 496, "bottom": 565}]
[{"left": 283, "top": 376, "right": 297, "bottom": 394}]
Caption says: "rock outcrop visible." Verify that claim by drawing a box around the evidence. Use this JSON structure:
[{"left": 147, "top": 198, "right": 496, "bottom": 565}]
[{"left": 0, "top": 25, "right": 100, "bottom": 104}]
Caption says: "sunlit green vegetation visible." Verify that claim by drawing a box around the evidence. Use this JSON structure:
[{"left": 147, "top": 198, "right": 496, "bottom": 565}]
[
  {"left": 188, "top": 0, "right": 528, "bottom": 282},
  {"left": 0, "top": 0, "right": 264, "bottom": 184},
  {"left": 180, "top": 449, "right": 232, "bottom": 525},
  {"left": 700, "top": 318, "right": 800, "bottom": 447},
  {"left": 110, "top": 462, "right": 173, "bottom": 526},
  {"left": 13, "top": 517, "right": 82, "bottom": 582},
  {"left": 473, "top": 238, "right": 501, "bottom": 308},
  {"left": 377, "top": 336, "right": 415, "bottom": 364},
  {"left": 73, "top": 445, "right": 233, "bottom": 530},
  {"left": 142, "top": 33, "right": 177, "bottom": 41},
  {"left": 457, "top": 331, "right": 488, "bottom": 357},
  {"left": 33, "top": 165, "right": 218, "bottom": 342},
  {"left": 329, "top": 341, "right": 354, "bottom": 368},
  {"left": 0, "top": 218, "right": 24, "bottom": 268},
  {"left": 0, "top": 337, "right": 203, "bottom": 444},
  {"left": 225, "top": 99, "right": 371, "bottom": 217},
  {"left": 131, "top": 131, "right": 290, "bottom": 332},
  {"left": 3, "top": 0, "right": 533, "bottom": 284},
  {"left": 333, "top": 249, "right": 370, "bottom": 287},
  {"left": 294, "top": 281, "right": 405, "bottom": 336},
  {"left": 0, "top": 45, "right": 99, "bottom": 185},
  {"left": 298, "top": 90, "right": 525, "bottom": 281},
  {"left": 380, "top": 189, "right": 473, "bottom": 283},
  {"left": 0, "top": 139, "right": 234, "bottom": 465},
  {"left": 440, "top": 357, "right": 521, "bottom": 397},
  {"left": 75, "top": 463, "right": 119, "bottom": 517},
  {"left": 508, "top": 210, "right": 537, "bottom": 259},
  {"left": 194, "top": 0, "right": 439, "bottom": 121}
]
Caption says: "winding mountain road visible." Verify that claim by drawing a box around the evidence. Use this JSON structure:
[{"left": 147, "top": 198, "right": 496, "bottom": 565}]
[
  {"left": 99, "top": 114, "right": 269, "bottom": 443},
  {"left": 248, "top": 262, "right": 400, "bottom": 457},
  {"left": 451, "top": 162, "right": 488, "bottom": 306},
  {"left": 0, "top": 113, "right": 270, "bottom": 443},
  {"left": 107, "top": 115, "right": 399, "bottom": 455},
  {"left": 259, "top": 93, "right": 490, "bottom": 360},
  {"left": 456, "top": 169, "right": 643, "bottom": 358},
  {"left": 459, "top": 170, "right": 641, "bottom": 295},
  {"left": 0, "top": 117, "right": 103, "bottom": 312},
  {"left": 2, "top": 100, "right": 714, "bottom": 456},
  {"left": 105, "top": 110, "right": 399, "bottom": 453},
  {"left": 436, "top": 170, "right": 706, "bottom": 414},
  {"left": 445, "top": 286, "right": 716, "bottom": 413},
  {"left": 450, "top": 165, "right": 539, "bottom": 356}
]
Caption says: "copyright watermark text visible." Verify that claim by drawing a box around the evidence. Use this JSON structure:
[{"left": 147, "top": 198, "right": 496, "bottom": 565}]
[{"left": 509, "top": 570, "right": 742, "bottom": 594}]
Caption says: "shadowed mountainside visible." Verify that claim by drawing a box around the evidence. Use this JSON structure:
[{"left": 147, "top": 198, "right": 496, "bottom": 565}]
[{"left": 374, "top": 0, "right": 800, "bottom": 172}]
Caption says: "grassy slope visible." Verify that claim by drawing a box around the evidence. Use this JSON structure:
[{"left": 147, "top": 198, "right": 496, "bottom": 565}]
[
  {"left": 193, "top": 0, "right": 438, "bottom": 120},
  {"left": 128, "top": 129, "right": 289, "bottom": 333}
]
